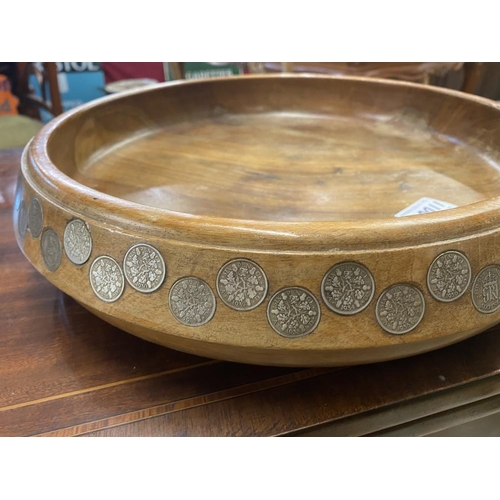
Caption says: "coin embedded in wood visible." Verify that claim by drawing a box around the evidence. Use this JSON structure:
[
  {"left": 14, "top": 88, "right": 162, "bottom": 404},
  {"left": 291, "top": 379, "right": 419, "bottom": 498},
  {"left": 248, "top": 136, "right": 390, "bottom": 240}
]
[
  {"left": 18, "top": 200, "right": 28, "bottom": 239},
  {"left": 427, "top": 250, "right": 471, "bottom": 302},
  {"left": 267, "top": 287, "right": 321, "bottom": 338},
  {"left": 471, "top": 265, "right": 500, "bottom": 314},
  {"left": 169, "top": 277, "right": 216, "bottom": 326},
  {"left": 123, "top": 243, "right": 166, "bottom": 293},
  {"left": 321, "top": 262, "right": 375, "bottom": 315},
  {"left": 14, "top": 176, "right": 23, "bottom": 211},
  {"left": 64, "top": 218, "right": 93, "bottom": 265},
  {"left": 216, "top": 259, "right": 268, "bottom": 311},
  {"left": 376, "top": 284, "right": 425, "bottom": 335},
  {"left": 89, "top": 256, "right": 125, "bottom": 303},
  {"left": 41, "top": 228, "right": 62, "bottom": 272},
  {"left": 28, "top": 198, "right": 43, "bottom": 238}
]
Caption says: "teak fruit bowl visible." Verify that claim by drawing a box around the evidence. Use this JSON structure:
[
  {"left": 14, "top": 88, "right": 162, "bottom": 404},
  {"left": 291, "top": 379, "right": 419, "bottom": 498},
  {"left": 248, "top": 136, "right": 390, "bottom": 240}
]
[{"left": 13, "top": 75, "right": 500, "bottom": 366}]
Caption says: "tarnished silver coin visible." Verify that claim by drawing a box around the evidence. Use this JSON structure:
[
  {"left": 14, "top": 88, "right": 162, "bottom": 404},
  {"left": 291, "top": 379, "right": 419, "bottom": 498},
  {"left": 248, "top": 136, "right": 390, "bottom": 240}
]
[
  {"left": 471, "top": 265, "right": 500, "bottom": 314},
  {"left": 123, "top": 243, "right": 166, "bottom": 293},
  {"left": 89, "top": 256, "right": 125, "bottom": 303},
  {"left": 427, "top": 250, "right": 471, "bottom": 302},
  {"left": 216, "top": 258, "right": 268, "bottom": 311},
  {"left": 18, "top": 200, "right": 28, "bottom": 239},
  {"left": 64, "top": 219, "right": 93, "bottom": 265},
  {"left": 28, "top": 198, "right": 43, "bottom": 238},
  {"left": 376, "top": 284, "right": 425, "bottom": 335},
  {"left": 14, "top": 175, "right": 22, "bottom": 206},
  {"left": 169, "top": 277, "right": 216, "bottom": 327},
  {"left": 321, "top": 262, "right": 375, "bottom": 315},
  {"left": 267, "top": 287, "right": 321, "bottom": 338},
  {"left": 41, "top": 228, "right": 62, "bottom": 272}
]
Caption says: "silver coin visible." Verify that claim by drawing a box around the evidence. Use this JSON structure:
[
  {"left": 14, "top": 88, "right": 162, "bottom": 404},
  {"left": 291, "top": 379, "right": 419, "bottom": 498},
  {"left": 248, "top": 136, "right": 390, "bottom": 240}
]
[
  {"left": 169, "top": 277, "right": 216, "bottom": 327},
  {"left": 18, "top": 200, "right": 28, "bottom": 239},
  {"left": 64, "top": 219, "right": 93, "bottom": 265},
  {"left": 89, "top": 256, "right": 125, "bottom": 303},
  {"left": 41, "top": 228, "right": 62, "bottom": 272},
  {"left": 321, "top": 262, "right": 375, "bottom": 315},
  {"left": 28, "top": 198, "right": 43, "bottom": 238},
  {"left": 471, "top": 265, "right": 500, "bottom": 314},
  {"left": 14, "top": 175, "right": 23, "bottom": 211},
  {"left": 123, "top": 243, "right": 166, "bottom": 293},
  {"left": 216, "top": 258, "right": 268, "bottom": 311},
  {"left": 376, "top": 283, "right": 425, "bottom": 335},
  {"left": 14, "top": 174, "right": 26, "bottom": 212},
  {"left": 267, "top": 287, "right": 321, "bottom": 338},
  {"left": 427, "top": 250, "right": 471, "bottom": 302}
]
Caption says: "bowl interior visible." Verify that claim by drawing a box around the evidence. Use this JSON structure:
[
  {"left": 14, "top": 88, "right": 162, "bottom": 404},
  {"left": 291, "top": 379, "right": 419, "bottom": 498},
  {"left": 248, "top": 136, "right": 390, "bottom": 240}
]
[{"left": 47, "top": 76, "right": 500, "bottom": 222}]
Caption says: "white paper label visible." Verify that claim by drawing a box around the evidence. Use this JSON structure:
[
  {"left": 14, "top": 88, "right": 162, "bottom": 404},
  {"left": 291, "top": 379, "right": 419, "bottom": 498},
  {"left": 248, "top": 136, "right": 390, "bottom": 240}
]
[{"left": 394, "top": 197, "right": 457, "bottom": 217}]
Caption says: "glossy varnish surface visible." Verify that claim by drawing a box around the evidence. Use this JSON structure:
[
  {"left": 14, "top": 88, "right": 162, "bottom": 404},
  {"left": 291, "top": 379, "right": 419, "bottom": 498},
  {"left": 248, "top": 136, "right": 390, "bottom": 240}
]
[{"left": 3, "top": 148, "right": 500, "bottom": 436}]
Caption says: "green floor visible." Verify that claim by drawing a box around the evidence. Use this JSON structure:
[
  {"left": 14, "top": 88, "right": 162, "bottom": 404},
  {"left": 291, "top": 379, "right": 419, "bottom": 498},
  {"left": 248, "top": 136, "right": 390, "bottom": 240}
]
[{"left": 0, "top": 115, "right": 43, "bottom": 150}]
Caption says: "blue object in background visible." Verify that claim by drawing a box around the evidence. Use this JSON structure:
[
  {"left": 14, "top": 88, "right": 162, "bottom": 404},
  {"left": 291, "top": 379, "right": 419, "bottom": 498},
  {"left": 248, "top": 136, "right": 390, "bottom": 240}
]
[{"left": 30, "top": 62, "right": 106, "bottom": 122}]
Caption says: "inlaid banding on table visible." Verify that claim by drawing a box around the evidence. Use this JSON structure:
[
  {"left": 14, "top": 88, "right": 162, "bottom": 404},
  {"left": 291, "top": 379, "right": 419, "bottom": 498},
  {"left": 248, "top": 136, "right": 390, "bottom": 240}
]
[
  {"left": 169, "top": 276, "right": 216, "bottom": 327},
  {"left": 64, "top": 218, "right": 93, "bottom": 265},
  {"left": 427, "top": 250, "right": 471, "bottom": 303},
  {"left": 89, "top": 255, "right": 125, "bottom": 303},
  {"left": 321, "top": 261, "right": 375, "bottom": 315},
  {"left": 216, "top": 258, "right": 268, "bottom": 311},
  {"left": 28, "top": 197, "right": 43, "bottom": 238},
  {"left": 472, "top": 264, "right": 500, "bottom": 314},
  {"left": 123, "top": 243, "right": 166, "bottom": 293},
  {"left": 41, "top": 227, "right": 62, "bottom": 272},
  {"left": 375, "top": 283, "right": 425, "bottom": 335},
  {"left": 267, "top": 287, "right": 321, "bottom": 338}
]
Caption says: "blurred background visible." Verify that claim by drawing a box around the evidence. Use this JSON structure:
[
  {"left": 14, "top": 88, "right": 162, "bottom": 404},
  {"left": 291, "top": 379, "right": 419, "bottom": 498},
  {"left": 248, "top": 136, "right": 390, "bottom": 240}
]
[{"left": 1, "top": 62, "right": 499, "bottom": 150}]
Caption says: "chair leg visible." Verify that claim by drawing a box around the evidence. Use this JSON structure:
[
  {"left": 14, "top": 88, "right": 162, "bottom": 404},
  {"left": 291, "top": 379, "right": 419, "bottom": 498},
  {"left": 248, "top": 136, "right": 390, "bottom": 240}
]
[
  {"left": 43, "top": 63, "right": 63, "bottom": 116},
  {"left": 169, "top": 63, "right": 184, "bottom": 80},
  {"left": 462, "top": 62, "right": 482, "bottom": 94}
]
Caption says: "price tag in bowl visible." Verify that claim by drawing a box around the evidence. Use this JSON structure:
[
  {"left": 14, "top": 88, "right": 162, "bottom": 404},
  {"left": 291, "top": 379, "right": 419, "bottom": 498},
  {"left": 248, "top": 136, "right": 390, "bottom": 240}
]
[{"left": 395, "top": 197, "right": 457, "bottom": 217}]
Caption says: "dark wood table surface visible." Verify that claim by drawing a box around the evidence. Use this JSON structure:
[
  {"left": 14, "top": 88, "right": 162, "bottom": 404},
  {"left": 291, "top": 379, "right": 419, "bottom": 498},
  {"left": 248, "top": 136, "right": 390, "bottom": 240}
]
[{"left": 2, "top": 147, "right": 500, "bottom": 437}]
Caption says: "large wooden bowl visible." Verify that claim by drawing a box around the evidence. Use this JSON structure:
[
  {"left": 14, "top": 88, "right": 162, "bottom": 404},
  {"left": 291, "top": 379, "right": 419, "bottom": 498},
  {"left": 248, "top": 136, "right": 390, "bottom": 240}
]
[{"left": 13, "top": 75, "right": 500, "bottom": 366}]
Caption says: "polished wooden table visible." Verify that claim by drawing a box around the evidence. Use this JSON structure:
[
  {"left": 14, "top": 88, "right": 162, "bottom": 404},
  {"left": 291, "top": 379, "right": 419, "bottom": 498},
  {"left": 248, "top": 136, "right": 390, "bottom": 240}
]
[{"left": 2, "top": 147, "right": 500, "bottom": 437}]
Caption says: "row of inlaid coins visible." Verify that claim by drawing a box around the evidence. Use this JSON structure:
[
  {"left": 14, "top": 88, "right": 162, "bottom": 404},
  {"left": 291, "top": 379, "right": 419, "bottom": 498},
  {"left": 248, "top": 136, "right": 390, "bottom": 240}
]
[{"left": 19, "top": 197, "right": 500, "bottom": 338}]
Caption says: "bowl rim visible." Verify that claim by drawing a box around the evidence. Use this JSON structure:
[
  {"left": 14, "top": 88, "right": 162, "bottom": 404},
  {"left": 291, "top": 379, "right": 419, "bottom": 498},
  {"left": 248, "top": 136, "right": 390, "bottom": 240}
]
[{"left": 24, "top": 73, "right": 500, "bottom": 252}]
